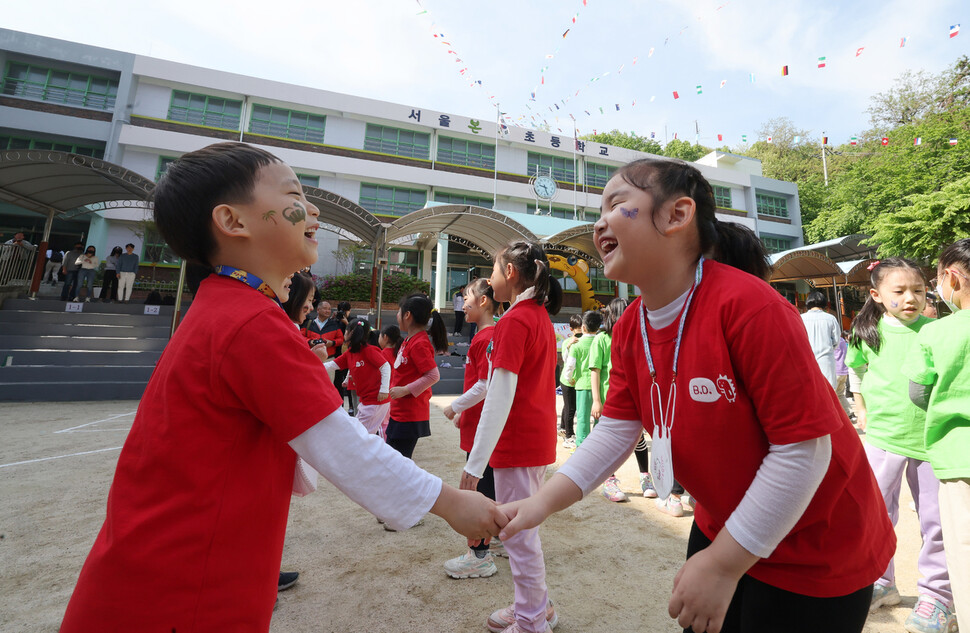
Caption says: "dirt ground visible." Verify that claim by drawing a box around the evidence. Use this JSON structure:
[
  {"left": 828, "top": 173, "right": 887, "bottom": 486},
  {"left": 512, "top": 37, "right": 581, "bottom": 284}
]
[{"left": 0, "top": 398, "right": 920, "bottom": 632}]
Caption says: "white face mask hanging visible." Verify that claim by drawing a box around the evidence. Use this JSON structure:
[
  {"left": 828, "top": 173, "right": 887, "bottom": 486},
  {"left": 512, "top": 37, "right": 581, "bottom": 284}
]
[{"left": 638, "top": 257, "right": 704, "bottom": 500}]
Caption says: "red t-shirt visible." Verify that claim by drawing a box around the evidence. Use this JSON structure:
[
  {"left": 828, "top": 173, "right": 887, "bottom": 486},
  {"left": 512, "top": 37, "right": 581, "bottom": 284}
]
[
  {"left": 60, "top": 275, "right": 343, "bottom": 632},
  {"left": 603, "top": 261, "right": 894, "bottom": 597},
  {"left": 333, "top": 345, "right": 389, "bottom": 405},
  {"left": 459, "top": 326, "right": 495, "bottom": 453},
  {"left": 390, "top": 332, "right": 437, "bottom": 421},
  {"left": 488, "top": 299, "right": 557, "bottom": 468}
]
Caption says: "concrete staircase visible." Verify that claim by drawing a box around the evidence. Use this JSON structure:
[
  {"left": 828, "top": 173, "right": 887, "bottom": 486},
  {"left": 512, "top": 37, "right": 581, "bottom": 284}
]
[{"left": 0, "top": 298, "right": 173, "bottom": 402}]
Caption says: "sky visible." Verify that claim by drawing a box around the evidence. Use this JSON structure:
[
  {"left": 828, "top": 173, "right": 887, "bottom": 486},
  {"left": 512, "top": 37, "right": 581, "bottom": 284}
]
[{"left": 6, "top": 0, "right": 970, "bottom": 148}]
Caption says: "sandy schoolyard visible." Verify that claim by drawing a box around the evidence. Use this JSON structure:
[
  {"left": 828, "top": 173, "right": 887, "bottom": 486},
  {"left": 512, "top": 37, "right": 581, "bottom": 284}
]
[{"left": 0, "top": 398, "right": 920, "bottom": 632}]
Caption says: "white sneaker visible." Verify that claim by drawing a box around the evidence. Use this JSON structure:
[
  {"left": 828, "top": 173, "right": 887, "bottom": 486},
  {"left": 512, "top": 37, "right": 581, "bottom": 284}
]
[
  {"left": 486, "top": 600, "right": 558, "bottom": 633},
  {"left": 601, "top": 476, "right": 628, "bottom": 502},
  {"left": 443, "top": 549, "right": 497, "bottom": 579},
  {"left": 655, "top": 495, "right": 686, "bottom": 517}
]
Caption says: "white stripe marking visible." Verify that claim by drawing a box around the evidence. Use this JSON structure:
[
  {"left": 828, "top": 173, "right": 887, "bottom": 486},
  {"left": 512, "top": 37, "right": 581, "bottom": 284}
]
[
  {"left": 55, "top": 411, "right": 135, "bottom": 434},
  {"left": 0, "top": 446, "right": 123, "bottom": 469}
]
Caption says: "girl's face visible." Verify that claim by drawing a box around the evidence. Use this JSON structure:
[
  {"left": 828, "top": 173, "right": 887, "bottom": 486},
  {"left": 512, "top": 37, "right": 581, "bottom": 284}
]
[
  {"left": 299, "top": 288, "right": 314, "bottom": 322},
  {"left": 463, "top": 289, "right": 483, "bottom": 322},
  {"left": 397, "top": 308, "right": 412, "bottom": 330},
  {"left": 378, "top": 333, "right": 389, "bottom": 349},
  {"left": 871, "top": 268, "right": 926, "bottom": 322},
  {"left": 594, "top": 174, "right": 664, "bottom": 286},
  {"left": 938, "top": 264, "right": 968, "bottom": 310},
  {"left": 488, "top": 259, "right": 515, "bottom": 303}
]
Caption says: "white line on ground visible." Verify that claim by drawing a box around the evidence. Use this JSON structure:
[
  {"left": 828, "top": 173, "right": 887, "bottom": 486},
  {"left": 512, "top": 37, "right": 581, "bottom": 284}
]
[
  {"left": 55, "top": 411, "right": 136, "bottom": 434},
  {"left": 0, "top": 446, "right": 123, "bottom": 469}
]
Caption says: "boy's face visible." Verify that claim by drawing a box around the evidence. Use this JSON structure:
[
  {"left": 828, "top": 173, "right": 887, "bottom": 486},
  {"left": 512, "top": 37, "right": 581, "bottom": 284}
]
[
  {"left": 236, "top": 162, "right": 320, "bottom": 277},
  {"left": 126, "top": 245, "right": 134, "bottom": 253}
]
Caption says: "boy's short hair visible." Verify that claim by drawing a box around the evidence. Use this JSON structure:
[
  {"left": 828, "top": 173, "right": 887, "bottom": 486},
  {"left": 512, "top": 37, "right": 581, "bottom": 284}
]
[
  {"left": 125, "top": 243, "right": 135, "bottom": 249},
  {"left": 582, "top": 310, "right": 603, "bottom": 332},
  {"left": 568, "top": 314, "right": 583, "bottom": 329},
  {"left": 806, "top": 291, "right": 828, "bottom": 310},
  {"left": 151, "top": 142, "right": 282, "bottom": 266}
]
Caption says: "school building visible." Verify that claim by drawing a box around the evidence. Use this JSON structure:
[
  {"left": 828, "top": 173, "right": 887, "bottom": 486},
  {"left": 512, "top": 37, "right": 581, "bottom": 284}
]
[{"left": 0, "top": 27, "right": 804, "bottom": 307}]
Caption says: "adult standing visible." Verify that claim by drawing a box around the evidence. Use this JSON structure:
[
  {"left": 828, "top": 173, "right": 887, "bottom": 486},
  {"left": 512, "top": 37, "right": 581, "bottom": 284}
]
[
  {"left": 46, "top": 248, "right": 63, "bottom": 284},
  {"left": 101, "top": 247, "right": 122, "bottom": 302},
  {"left": 308, "top": 301, "right": 347, "bottom": 405},
  {"left": 60, "top": 242, "right": 84, "bottom": 301},
  {"left": 453, "top": 286, "right": 465, "bottom": 336},
  {"left": 1, "top": 232, "right": 34, "bottom": 283},
  {"left": 800, "top": 291, "right": 841, "bottom": 389},
  {"left": 117, "top": 244, "right": 140, "bottom": 303},
  {"left": 75, "top": 246, "right": 99, "bottom": 303}
]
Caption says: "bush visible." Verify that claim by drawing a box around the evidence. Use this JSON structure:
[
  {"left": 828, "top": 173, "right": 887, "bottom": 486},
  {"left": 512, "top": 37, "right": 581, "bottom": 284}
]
[{"left": 316, "top": 272, "right": 430, "bottom": 302}]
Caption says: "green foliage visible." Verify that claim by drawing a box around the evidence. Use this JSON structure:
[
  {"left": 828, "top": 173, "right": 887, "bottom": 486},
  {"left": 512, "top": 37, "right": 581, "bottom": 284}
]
[
  {"left": 580, "top": 129, "right": 663, "bottom": 154},
  {"left": 661, "top": 138, "right": 711, "bottom": 161},
  {"left": 316, "top": 272, "right": 430, "bottom": 302},
  {"left": 869, "top": 174, "right": 970, "bottom": 260}
]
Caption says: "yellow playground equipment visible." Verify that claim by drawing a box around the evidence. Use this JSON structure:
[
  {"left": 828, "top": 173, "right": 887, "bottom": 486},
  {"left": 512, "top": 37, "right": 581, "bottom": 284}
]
[{"left": 546, "top": 253, "right": 604, "bottom": 312}]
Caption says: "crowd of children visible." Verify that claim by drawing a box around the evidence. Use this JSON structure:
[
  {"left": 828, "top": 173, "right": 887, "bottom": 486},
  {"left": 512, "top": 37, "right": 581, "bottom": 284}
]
[{"left": 58, "top": 142, "right": 966, "bottom": 633}]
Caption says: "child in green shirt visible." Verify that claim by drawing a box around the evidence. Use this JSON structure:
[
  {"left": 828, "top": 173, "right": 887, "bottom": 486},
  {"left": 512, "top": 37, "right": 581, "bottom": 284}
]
[
  {"left": 904, "top": 239, "right": 970, "bottom": 631},
  {"left": 562, "top": 310, "right": 601, "bottom": 447}
]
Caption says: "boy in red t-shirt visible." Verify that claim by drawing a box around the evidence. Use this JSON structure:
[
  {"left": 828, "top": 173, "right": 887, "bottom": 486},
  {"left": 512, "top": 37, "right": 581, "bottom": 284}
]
[{"left": 59, "top": 142, "right": 506, "bottom": 632}]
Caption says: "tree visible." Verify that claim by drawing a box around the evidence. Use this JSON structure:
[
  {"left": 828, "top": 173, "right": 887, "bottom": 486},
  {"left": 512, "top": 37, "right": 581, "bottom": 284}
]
[
  {"left": 331, "top": 241, "right": 369, "bottom": 275},
  {"left": 867, "top": 56, "right": 970, "bottom": 130},
  {"left": 580, "top": 129, "right": 662, "bottom": 154},
  {"left": 869, "top": 173, "right": 970, "bottom": 259},
  {"left": 661, "top": 138, "right": 711, "bottom": 161}
]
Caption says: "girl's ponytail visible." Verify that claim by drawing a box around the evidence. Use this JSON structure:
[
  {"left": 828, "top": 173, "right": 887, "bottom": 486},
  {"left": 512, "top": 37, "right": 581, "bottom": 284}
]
[
  {"left": 497, "top": 240, "right": 563, "bottom": 315},
  {"left": 710, "top": 220, "right": 771, "bottom": 281},
  {"left": 381, "top": 324, "right": 403, "bottom": 356},
  {"left": 466, "top": 277, "right": 501, "bottom": 314},
  {"left": 399, "top": 293, "right": 449, "bottom": 353},
  {"left": 347, "top": 319, "right": 371, "bottom": 354},
  {"left": 427, "top": 310, "right": 448, "bottom": 353},
  {"left": 848, "top": 257, "right": 924, "bottom": 353}
]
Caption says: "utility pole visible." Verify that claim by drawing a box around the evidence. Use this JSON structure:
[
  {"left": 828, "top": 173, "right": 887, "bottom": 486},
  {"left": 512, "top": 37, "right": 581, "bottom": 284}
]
[{"left": 821, "top": 133, "right": 829, "bottom": 186}]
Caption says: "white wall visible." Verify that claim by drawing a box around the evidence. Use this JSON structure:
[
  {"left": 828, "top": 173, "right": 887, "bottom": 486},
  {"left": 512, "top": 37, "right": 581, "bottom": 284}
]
[
  {"left": 324, "top": 115, "right": 367, "bottom": 150},
  {"left": 132, "top": 82, "right": 173, "bottom": 120}
]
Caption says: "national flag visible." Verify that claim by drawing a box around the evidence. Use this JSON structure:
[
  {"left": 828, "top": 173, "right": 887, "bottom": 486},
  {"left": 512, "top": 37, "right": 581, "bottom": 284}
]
[
  {"left": 615, "top": 104, "right": 620, "bottom": 111},
  {"left": 696, "top": 85, "right": 703, "bottom": 94},
  {"left": 742, "top": 134, "right": 748, "bottom": 143},
  {"left": 781, "top": 65, "right": 789, "bottom": 76},
  {"left": 822, "top": 136, "right": 828, "bottom": 145},
  {"left": 530, "top": 91, "right": 536, "bottom": 100},
  {"left": 720, "top": 79, "right": 727, "bottom": 88},
  {"left": 545, "top": 54, "right": 554, "bottom": 59},
  {"left": 850, "top": 136, "right": 858, "bottom": 145},
  {"left": 950, "top": 138, "right": 959, "bottom": 145},
  {"left": 674, "top": 133, "right": 678, "bottom": 140},
  {"left": 648, "top": 48, "right": 655, "bottom": 57},
  {"left": 650, "top": 132, "right": 656, "bottom": 139},
  {"left": 856, "top": 47, "right": 865, "bottom": 57},
  {"left": 554, "top": 104, "right": 559, "bottom": 110},
  {"left": 914, "top": 137, "right": 922, "bottom": 146},
  {"left": 562, "top": 29, "right": 570, "bottom": 38},
  {"left": 767, "top": 136, "right": 773, "bottom": 143},
  {"left": 950, "top": 24, "right": 960, "bottom": 38},
  {"left": 673, "top": 91, "right": 680, "bottom": 99},
  {"left": 633, "top": 56, "right": 639, "bottom": 65},
  {"left": 749, "top": 73, "right": 756, "bottom": 83},
  {"left": 900, "top": 37, "right": 908, "bottom": 47},
  {"left": 599, "top": 107, "right": 603, "bottom": 114},
  {"left": 572, "top": 13, "right": 578, "bottom": 23},
  {"left": 881, "top": 137, "right": 889, "bottom": 145},
  {"left": 632, "top": 99, "right": 636, "bottom": 106},
  {"left": 717, "top": 134, "right": 723, "bottom": 141},
  {"left": 818, "top": 56, "right": 826, "bottom": 68},
  {"left": 584, "top": 110, "right": 590, "bottom": 116}
]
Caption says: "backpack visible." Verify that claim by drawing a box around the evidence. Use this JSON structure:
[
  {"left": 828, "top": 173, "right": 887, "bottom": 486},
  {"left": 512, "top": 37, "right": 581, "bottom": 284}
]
[
  {"left": 50, "top": 251, "right": 63, "bottom": 263},
  {"left": 144, "top": 290, "right": 163, "bottom": 305}
]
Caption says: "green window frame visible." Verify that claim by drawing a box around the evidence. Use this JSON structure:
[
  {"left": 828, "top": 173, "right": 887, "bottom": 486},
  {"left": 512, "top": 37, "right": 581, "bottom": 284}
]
[
  {"left": 156, "top": 156, "right": 177, "bottom": 180},
  {"left": 363, "top": 124, "right": 430, "bottom": 159},
  {"left": 359, "top": 183, "right": 427, "bottom": 217},
  {"left": 527, "top": 204, "right": 598, "bottom": 221},
  {"left": 168, "top": 90, "right": 242, "bottom": 130},
  {"left": 584, "top": 162, "right": 616, "bottom": 188},
  {"left": 141, "top": 227, "right": 180, "bottom": 265},
  {"left": 1, "top": 62, "right": 118, "bottom": 110},
  {"left": 434, "top": 192, "right": 493, "bottom": 209},
  {"left": 436, "top": 137, "right": 494, "bottom": 169},
  {"left": 249, "top": 104, "right": 326, "bottom": 143},
  {"left": 761, "top": 235, "right": 793, "bottom": 254},
  {"left": 756, "top": 193, "right": 789, "bottom": 218},
  {"left": 356, "top": 247, "right": 420, "bottom": 277},
  {"left": 527, "top": 152, "right": 575, "bottom": 183},
  {"left": 712, "top": 185, "right": 732, "bottom": 209},
  {"left": 297, "top": 173, "right": 320, "bottom": 188},
  {"left": 0, "top": 135, "right": 104, "bottom": 158}
]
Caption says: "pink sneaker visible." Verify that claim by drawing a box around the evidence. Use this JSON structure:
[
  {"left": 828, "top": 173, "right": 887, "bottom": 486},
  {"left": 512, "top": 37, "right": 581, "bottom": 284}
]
[
  {"left": 486, "top": 600, "right": 558, "bottom": 633},
  {"left": 499, "top": 623, "right": 553, "bottom": 633}
]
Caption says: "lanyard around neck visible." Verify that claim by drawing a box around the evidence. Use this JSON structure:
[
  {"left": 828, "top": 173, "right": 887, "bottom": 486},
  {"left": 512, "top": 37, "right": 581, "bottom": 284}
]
[{"left": 213, "top": 265, "right": 280, "bottom": 305}]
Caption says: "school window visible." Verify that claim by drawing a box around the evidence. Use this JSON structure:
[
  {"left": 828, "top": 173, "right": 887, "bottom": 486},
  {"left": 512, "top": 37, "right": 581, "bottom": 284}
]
[
  {"left": 0, "top": 135, "right": 105, "bottom": 158},
  {"left": 712, "top": 185, "right": 732, "bottom": 209},
  {"left": 436, "top": 137, "right": 495, "bottom": 169},
  {"left": 527, "top": 203, "right": 576, "bottom": 219},
  {"left": 434, "top": 192, "right": 493, "bottom": 209},
  {"left": 761, "top": 235, "right": 793, "bottom": 254},
  {"left": 156, "top": 156, "right": 177, "bottom": 180},
  {"left": 756, "top": 193, "right": 789, "bottom": 218},
  {"left": 527, "top": 152, "right": 575, "bottom": 183},
  {"left": 141, "top": 227, "right": 180, "bottom": 265},
  {"left": 356, "top": 247, "right": 420, "bottom": 277},
  {"left": 167, "top": 90, "right": 242, "bottom": 130},
  {"left": 363, "top": 124, "right": 430, "bottom": 159},
  {"left": 587, "top": 266, "right": 615, "bottom": 294},
  {"left": 1, "top": 61, "right": 118, "bottom": 110},
  {"left": 584, "top": 163, "right": 616, "bottom": 188},
  {"left": 249, "top": 105, "right": 326, "bottom": 143},
  {"left": 297, "top": 174, "right": 320, "bottom": 188},
  {"left": 359, "top": 183, "right": 427, "bottom": 217}
]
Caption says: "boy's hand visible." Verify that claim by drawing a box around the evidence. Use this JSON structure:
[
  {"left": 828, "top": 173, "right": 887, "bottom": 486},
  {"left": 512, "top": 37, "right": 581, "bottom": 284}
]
[
  {"left": 443, "top": 405, "right": 457, "bottom": 425},
  {"left": 855, "top": 410, "right": 867, "bottom": 431},
  {"left": 430, "top": 485, "right": 507, "bottom": 541},
  {"left": 459, "top": 470, "right": 480, "bottom": 491},
  {"left": 388, "top": 386, "right": 410, "bottom": 399},
  {"left": 377, "top": 391, "right": 389, "bottom": 401},
  {"left": 310, "top": 342, "right": 330, "bottom": 362}
]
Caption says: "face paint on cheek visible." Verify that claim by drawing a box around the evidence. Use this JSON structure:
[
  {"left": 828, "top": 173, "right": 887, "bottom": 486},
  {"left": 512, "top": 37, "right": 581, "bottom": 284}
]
[
  {"left": 890, "top": 300, "right": 899, "bottom": 308},
  {"left": 619, "top": 206, "right": 639, "bottom": 219},
  {"left": 262, "top": 210, "right": 278, "bottom": 224},
  {"left": 281, "top": 201, "right": 307, "bottom": 225}
]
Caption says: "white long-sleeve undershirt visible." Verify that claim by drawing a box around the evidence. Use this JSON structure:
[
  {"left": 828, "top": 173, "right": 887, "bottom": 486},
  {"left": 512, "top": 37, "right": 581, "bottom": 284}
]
[
  {"left": 557, "top": 415, "right": 832, "bottom": 558},
  {"left": 451, "top": 378, "right": 487, "bottom": 414},
  {"left": 464, "top": 369, "right": 517, "bottom": 478},
  {"left": 288, "top": 406, "right": 441, "bottom": 530},
  {"left": 323, "top": 359, "right": 391, "bottom": 395}
]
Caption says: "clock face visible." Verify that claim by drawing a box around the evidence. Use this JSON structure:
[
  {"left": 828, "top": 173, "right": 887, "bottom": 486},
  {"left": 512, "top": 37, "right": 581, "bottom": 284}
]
[{"left": 534, "top": 175, "right": 557, "bottom": 200}]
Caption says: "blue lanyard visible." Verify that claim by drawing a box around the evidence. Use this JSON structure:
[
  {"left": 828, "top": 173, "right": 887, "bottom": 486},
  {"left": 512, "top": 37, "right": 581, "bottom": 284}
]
[{"left": 213, "top": 265, "right": 281, "bottom": 305}]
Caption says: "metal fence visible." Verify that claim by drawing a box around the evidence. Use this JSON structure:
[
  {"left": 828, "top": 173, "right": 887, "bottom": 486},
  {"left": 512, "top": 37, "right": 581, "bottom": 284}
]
[{"left": 0, "top": 243, "right": 39, "bottom": 289}]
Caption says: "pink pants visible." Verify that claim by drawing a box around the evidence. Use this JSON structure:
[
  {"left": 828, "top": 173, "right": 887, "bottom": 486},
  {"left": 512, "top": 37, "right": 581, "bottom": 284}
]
[
  {"left": 494, "top": 465, "right": 548, "bottom": 633},
  {"left": 356, "top": 402, "right": 390, "bottom": 435}
]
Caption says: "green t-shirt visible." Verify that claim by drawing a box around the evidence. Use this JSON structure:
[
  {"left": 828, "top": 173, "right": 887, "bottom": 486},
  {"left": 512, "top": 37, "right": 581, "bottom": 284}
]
[
  {"left": 845, "top": 315, "right": 931, "bottom": 460},
  {"left": 903, "top": 310, "right": 970, "bottom": 479},
  {"left": 588, "top": 331, "right": 612, "bottom": 401},
  {"left": 567, "top": 334, "right": 595, "bottom": 391}
]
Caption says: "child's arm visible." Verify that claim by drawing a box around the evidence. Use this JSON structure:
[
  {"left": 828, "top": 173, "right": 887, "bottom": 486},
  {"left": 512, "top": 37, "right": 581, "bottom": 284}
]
[
  {"left": 848, "top": 365, "right": 868, "bottom": 429},
  {"left": 462, "top": 369, "right": 516, "bottom": 489},
  {"left": 389, "top": 366, "right": 440, "bottom": 399},
  {"left": 378, "top": 361, "right": 390, "bottom": 401},
  {"left": 590, "top": 368, "right": 603, "bottom": 419},
  {"left": 289, "top": 406, "right": 506, "bottom": 538},
  {"left": 444, "top": 379, "right": 487, "bottom": 424},
  {"left": 561, "top": 355, "right": 577, "bottom": 386},
  {"left": 909, "top": 381, "right": 931, "bottom": 410}
]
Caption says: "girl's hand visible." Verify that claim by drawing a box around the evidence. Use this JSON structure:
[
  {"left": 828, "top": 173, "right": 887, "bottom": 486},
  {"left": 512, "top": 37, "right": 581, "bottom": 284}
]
[
  {"left": 459, "top": 471, "right": 480, "bottom": 491},
  {"left": 388, "top": 386, "right": 410, "bottom": 399},
  {"left": 591, "top": 399, "right": 603, "bottom": 420},
  {"left": 855, "top": 410, "right": 867, "bottom": 431},
  {"left": 377, "top": 392, "right": 389, "bottom": 401},
  {"left": 430, "top": 486, "right": 507, "bottom": 541},
  {"left": 443, "top": 405, "right": 457, "bottom": 422},
  {"left": 668, "top": 549, "right": 740, "bottom": 633},
  {"left": 497, "top": 496, "right": 552, "bottom": 541},
  {"left": 310, "top": 343, "right": 330, "bottom": 362}
]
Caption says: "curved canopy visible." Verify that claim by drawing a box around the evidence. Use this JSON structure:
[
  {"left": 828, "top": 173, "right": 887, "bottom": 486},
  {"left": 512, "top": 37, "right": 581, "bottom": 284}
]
[
  {"left": 810, "top": 259, "right": 877, "bottom": 288},
  {"left": 304, "top": 187, "right": 384, "bottom": 246},
  {"left": 799, "top": 234, "right": 874, "bottom": 262},
  {"left": 543, "top": 224, "right": 602, "bottom": 267},
  {"left": 769, "top": 249, "right": 842, "bottom": 282},
  {"left": 0, "top": 150, "right": 154, "bottom": 216},
  {"left": 385, "top": 204, "right": 535, "bottom": 258}
]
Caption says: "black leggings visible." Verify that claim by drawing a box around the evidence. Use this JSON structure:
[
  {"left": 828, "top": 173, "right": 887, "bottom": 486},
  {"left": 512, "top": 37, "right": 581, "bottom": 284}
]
[
  {"left": 560, "top": 384, "right": 576, "bottom": 437},
  {"left": 469, "top": 460, "right": 496, "bottom": 553},
  {"left": 635, "top": 434, "right": 684, "bottom": 495},
  {"left": 387, "top": 437, "right": 419, "bottom": 459},
  {"left": 684, "top": 522, "right": 873, "bottom": 633}
]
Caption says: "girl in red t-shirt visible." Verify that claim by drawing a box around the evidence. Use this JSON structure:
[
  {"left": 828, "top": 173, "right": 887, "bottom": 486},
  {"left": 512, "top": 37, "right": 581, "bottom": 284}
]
[
  {"left": 442, "top": 278, "right": 502, "bottom": 578},
  {"left": 462, "top": 240, "right": 563, "bottom": 633},
  {"left": 325, "top": 320, "right": 390, "bottom": 435},
  {"left": 496, "top": 160, "right": 895, "bottom": 633},
  {"left": 377, "top": 325, "right": 403, "bottom": 439},
  {"left": 386, "top": 294, "right": 448, "bottom": 459}
]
